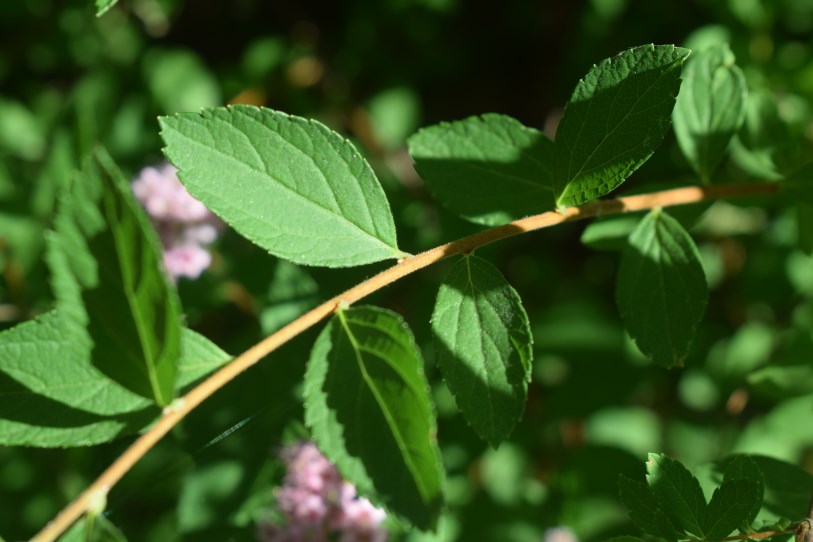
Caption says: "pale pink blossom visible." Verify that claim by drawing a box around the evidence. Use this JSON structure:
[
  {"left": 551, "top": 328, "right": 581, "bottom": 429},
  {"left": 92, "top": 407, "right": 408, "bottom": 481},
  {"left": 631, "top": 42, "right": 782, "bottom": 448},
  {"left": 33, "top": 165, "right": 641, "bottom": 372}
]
[
  {"left": 131, "top": 163, "right": 221, "bottom": 280},
  {"left": 258, "top": 442, "right": 388, "bottom": 542}
]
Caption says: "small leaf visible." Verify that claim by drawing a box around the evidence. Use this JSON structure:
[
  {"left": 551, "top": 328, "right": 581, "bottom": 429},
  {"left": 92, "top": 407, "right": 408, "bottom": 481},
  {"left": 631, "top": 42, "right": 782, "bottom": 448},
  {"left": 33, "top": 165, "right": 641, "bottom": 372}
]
[
  {"left": 618, "top": 474, "right": 680, "bottom": 541},
  {"left": 646, "top": 453, "right": 707, "bottom": 537},
  {"left": 721, "top": 455, "right": 764, "bottom": 532},
  {"left": 673, "top": 44, "right": 748, "bottom": 182},
  {"left": 555, "top": 44, "right": 690, "bottom": 207},
  {"left": 160, "top": 106, "right": 404, "bottom": 267},
  {"left": 703, "top": 479, "right": 761, "bottom": 540},
  {"left": 62, "top": 513, "right": 127, "bottom": 541},
  {"left": 95, "top": 0, "right": 118, "bottom": 16},
  {"left": 304, "top": 306, "right": 444, "bottom": 529},
  {"left": 52, "top": 151, "right": 182, "bottom": 405},
  {"left": 431, "top": 254, "right": 532, "bottom": 446},
  {"left": 408, "top": 114, "right": 555, "bottom": 225},
  {"left": 616, "top": 209, "right": 708, "bottom": 367}
]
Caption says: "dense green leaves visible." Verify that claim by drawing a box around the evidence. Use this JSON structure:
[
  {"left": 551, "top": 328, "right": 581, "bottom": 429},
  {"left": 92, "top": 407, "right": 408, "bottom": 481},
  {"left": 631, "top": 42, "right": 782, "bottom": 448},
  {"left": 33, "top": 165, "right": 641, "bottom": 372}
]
[
  {"left": 159, "top": 106, "right": 404, "bottom": 267},
  {"left": 673, "top": 44, "right": 747, "bottom": 182},
  {"left": 616, "top": 210, "right": 708, "bottom": 367},
  {"left": 304, "top": 306, "right": 444, "bottom": 529},
  {"left": 52, "top": 152, "right": 181, "bottom": 405},
  {"left": 555, "top": 45, "right": 690, "bottom": 207},
  {"left": 431, "top": 254, "right": 532, "bottom": 446},
  {"left": 408, "top": 114, "right": 555, "bottom": 225}
]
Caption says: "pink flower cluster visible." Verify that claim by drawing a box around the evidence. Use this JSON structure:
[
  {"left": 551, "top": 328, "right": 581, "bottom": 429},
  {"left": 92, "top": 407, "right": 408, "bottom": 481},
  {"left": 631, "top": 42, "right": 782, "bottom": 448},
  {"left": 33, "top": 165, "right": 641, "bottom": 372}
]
[
  {"left": 131, "top": 163, "right": 220, "bottom": 280},
  {"left": 258, "top": 442, "right": 388, "bottom": 542}
]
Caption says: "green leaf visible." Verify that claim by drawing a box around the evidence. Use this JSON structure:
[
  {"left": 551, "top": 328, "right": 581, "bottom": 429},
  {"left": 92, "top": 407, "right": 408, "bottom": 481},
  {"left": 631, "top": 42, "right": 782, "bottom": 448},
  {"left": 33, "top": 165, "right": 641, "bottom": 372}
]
[
  {"left": 260, "top": 260, "right": 320, "bottom": 335},
  {"left": 703, "top": 480, "right": 761, "bottom": 540},
  {"left": 618, "top": 474, "right": 679, "bottom": 541},
  {"left": 555, "top": 44, "right": 690, "bottom": 207},
  {"left": 431, "top": 254, "right": 532, "bottom": 446},
  {"left": 581, "top": 216, "right": 641, "bottom": 251},
  {"left": 673, "top": 44, "right": 747, "bottom": 182},
  {"left": 646, "top": 453, "right": 707, "bottom": 537},
  {"left": 304, "top": 306, "right": 443, "bottom": 529},
  {"left": 0, "top": 310, "right": 154, "bottom": 447},
  {"left": 721, "top": 455, "right": 764, "bottom": 530},
  {"left": 62, "top": 513, "right": 127, "bottom": 541},
  {"left": 52, "top": 151, "right": 182, "bottom": 405},
  {"left": 408, "top": 114, "right": 555, "bottom": 225},
  {"left": 159, "top": 106, "right": 404, "bottom": 267},
  {"left": 0, "top": 97, "right": 45, "bottom": 161},
  {"left": 95, "top": 0, "right": 118, "bottom": 16},
  {"left": 616, "top": 209, "right": 708, "bottom": 367},
  {"left": 0, "top": 311, "right": 227, "bottom": 447},
  {"left": 175, "top": 328, "right": 232, "bottom": 390},
  {"left": 730, "top": 89, "right": 799, "bottom": 180}
]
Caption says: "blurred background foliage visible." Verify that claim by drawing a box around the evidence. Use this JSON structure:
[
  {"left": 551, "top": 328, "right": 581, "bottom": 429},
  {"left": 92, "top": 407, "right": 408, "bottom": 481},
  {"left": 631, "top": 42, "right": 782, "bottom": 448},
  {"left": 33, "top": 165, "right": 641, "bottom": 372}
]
[{"left": 2, "top": 0, "right": 813, "bottom": 540}]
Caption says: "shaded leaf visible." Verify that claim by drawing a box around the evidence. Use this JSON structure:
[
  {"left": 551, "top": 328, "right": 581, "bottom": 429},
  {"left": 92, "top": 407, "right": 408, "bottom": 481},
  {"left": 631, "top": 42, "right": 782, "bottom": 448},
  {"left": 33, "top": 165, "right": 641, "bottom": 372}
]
[
  {"left": 703, "top": 480, "right": 761, "bottom": 540},
  {"left": 160, "top": 106, "right": 404, "bottom": 267},
  {"left": 616, "top": 209, "right": 708, "bottom": 367},
  {"left": 0, "top": 311, "right": 227, "bottom": 447},
  {"left": 673, "top": 44, "right": 747, "bottom": 182},
  {"left": 722, "top": 455, "right": 764, "bottom": 530},
  {"left": 581, "top": 216, "right": 641, "bottom": 251},
  {"left": 646, "top": 453, "right": 707, "bottom": 537},
  {"left": 304, "top": 306, "right": 444, "bottom": 529},
  {"left": 408, "top": 114, "right": 555, "bottom": 225},
  {"left": 555, "top": 45, "right": 690, "bottom": 206},
  {"left": 52, "top": 151, "right": 181, "bottom": 405},
  {"left": 431, "top": 254, "right": 532, "bottom": 447},
  {"left": 618, "top": 474, "right": 679, "bottom": 541}
]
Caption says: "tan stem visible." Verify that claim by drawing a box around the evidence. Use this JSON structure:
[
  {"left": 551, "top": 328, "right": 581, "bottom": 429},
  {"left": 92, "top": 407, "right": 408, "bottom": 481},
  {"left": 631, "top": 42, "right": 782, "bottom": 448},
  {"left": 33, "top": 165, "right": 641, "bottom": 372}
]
[{"left": 32, "top": 181, "right": 780, "bottom": 542}]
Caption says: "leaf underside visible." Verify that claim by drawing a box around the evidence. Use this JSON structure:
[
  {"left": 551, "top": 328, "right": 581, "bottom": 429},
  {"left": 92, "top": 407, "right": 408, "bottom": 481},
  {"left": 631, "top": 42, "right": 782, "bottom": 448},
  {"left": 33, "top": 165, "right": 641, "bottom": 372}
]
[{"left": 160, "top": 106, "right": 403, "bottom": 267}]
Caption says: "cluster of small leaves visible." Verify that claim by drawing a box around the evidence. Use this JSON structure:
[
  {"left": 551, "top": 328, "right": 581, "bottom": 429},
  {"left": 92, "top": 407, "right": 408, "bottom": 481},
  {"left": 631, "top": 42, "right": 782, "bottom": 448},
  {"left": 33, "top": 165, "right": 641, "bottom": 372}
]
[{"left": 613, "top": 454, "right": 802, "bottom": 542}]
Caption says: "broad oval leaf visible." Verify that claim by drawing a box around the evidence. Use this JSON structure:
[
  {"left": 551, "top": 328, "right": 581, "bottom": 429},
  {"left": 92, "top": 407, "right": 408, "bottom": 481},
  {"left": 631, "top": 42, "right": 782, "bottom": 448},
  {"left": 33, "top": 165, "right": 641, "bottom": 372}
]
[
  {"left": 616, "top": 209, "right": 708, "bottom": 367},
  {"left": 431, "top": 254, "right": 532, "bottom": 446},
  {"left": 673, "top": 44, "right": 747, "bottom": 182},
  {"left": 408, "top": 114, "right": 555, "bottom": 225},
  {"left": 304, "top": 306, "right": 444, "bottom": 529},
  {"left": 159, "top": 106, "right": 404, "bottom": 267},
  {"left": 646, "top": 453, "right": 707, "bottom": 538},
  {"left": 52, "top": 151, "right": 182, "bottom": 405},
  {"left": 555, "top": 44, "right": 690, "bottom": 207}
]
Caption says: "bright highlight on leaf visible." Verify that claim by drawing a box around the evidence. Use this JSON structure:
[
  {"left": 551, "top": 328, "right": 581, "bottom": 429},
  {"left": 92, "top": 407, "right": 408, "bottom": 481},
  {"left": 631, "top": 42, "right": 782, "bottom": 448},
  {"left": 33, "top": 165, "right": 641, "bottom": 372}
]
[
  {"left": 304, "top": 306, "right": 444, "bottom": 530},
  {"left": 52, "top": 151, "right": 182, "bottom": 405},
  {"left": 616, "top": 209, "right": 708, "bottom": 367},
  {"left": 673, "top": 44, "right": 747, "bottom": 182},
  {"left": 555, "top": 44, "right": 690, "bottom": 207},
  {"left": 431, "top": 254, "right": 532, "bottom": 446},
  {"left": 408, "top": 114, "right": 555, "bottom": 225},
  {"left": 159, "top": 106, "right": 404, "bottom": 267},
  {"left": 95, "top": 0, "right": 118, "bottom": 16}
]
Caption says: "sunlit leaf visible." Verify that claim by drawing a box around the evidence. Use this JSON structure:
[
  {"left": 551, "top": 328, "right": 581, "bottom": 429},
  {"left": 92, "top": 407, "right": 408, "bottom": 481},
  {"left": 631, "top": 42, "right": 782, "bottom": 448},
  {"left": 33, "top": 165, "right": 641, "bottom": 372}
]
[
  {"left": 160, "top": 106, "right": 404, "bottom": 267},
  {"left": 555, "top": 45, "right": 690, "bottom": 206}
]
